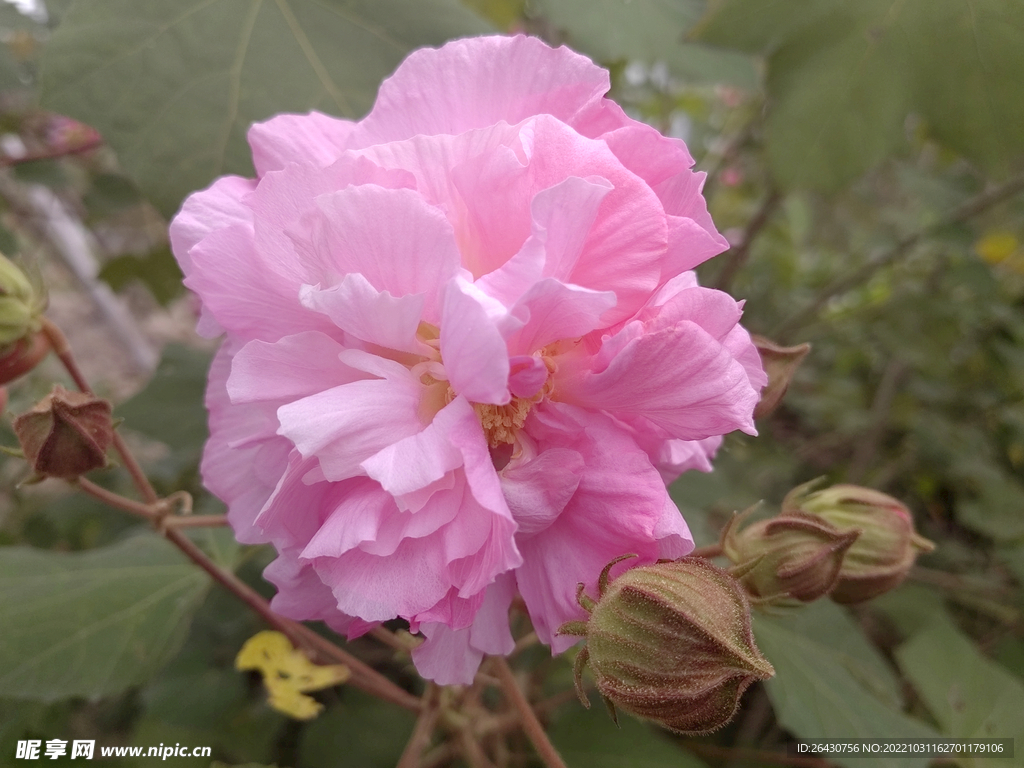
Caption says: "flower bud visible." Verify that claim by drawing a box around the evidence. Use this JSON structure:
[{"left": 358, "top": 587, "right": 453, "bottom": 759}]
[
  {"left": 0, "top": 331, "right": 50, "bottom": 385},
  {"left": 559, "top": 556, "right": 774, "bottom": 735},
  {"left": 722, "top": 510, "right": 859, "bottom": 603},
  {"left": 782, "top": 481, "right": 936, "bottom": 603},
  {"left": 0, "top": 253, "right": 43, "bottom": 348},
  {"left": 13, "top": 385, "right": 114, "bottom": 479},
  {"left": 752, "top": 335, "right": 810, "bottom": 419}
]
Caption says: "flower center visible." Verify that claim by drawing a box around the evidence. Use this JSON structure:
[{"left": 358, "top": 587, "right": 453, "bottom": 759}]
[{"left": 474, "top": 398, "right": 534, "bottom": 448}]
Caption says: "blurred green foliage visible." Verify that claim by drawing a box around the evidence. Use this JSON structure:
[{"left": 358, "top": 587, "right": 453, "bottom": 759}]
[{"left": 0, "top": 0, "right": 1020, "bottom": 766}]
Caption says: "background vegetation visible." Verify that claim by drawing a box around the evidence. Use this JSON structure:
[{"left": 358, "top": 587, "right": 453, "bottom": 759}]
[{"left": 1, "top": 1, "right": 1023, "bottom": 766}]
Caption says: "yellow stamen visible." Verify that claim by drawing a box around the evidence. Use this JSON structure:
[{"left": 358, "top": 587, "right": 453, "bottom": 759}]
[{"left": 474, "top": 398, "right": 534, "bottom": 447}]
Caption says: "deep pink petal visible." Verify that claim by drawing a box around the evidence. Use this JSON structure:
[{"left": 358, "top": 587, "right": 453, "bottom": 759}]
[
  {"left": 248, "top": 111, "right": 355, "bottom": 176},
  {"left": 557, "top": 321, "right": 759, "bottom": 440}
]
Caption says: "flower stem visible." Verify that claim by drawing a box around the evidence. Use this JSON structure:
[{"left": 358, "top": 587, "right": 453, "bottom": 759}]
[
  {"left": 491, "top": 657, "right": 567, "bottom": 768},
  {"left": 691, "top": 544, "right": 724, "bottom": 559},
  {"left": 397, "top": 684, "right": 441, "bottom": 768}
]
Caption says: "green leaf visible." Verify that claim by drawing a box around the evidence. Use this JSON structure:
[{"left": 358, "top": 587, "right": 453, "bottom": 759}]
[
  {"left": 0, "top": 534, "right": 210, "bottom": 701},
  {"left": 40, "top": 0, "right": 493, "bottom": 216},
  {"left": 895, "top": 616, "right": 1024, "bottom": 767},
  {"left": 693, "top": 0, "right": 1024, "bottom": 190},
  {"left": 548, "top": 702, "right": 709, "bottom": 768},
  {"left": 774, "top": 601, "right": 903, "bottom": 709},
  {"left": 298, "top": 688, "right": 416, "bottom": 768},
  {"left": 533, "top": 0, "right": 756, "bottom": 87},
  {"left": 116, "top": 343, "right": 212, "bottom": 458},
  {"left": 99, "top": 246, "right": 185, "bottom": 306},
  {"left": 754, "top": 610, "right": 937, "bottom": 768}
]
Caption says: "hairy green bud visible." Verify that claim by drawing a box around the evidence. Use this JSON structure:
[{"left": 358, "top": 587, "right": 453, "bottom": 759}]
[
  {"left": 783, "top": 481, "right": 936, "bottom": 603},
  {"left": 559, "top": 556, "right": 774, "bottom": 735}
]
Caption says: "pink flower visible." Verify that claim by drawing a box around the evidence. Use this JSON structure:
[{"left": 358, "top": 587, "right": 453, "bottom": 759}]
[{"left": 170, "top": 35, "right": 766, "bottom": 684}]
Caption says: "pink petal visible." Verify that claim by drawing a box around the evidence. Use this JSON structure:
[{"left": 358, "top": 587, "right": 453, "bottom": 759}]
[
  {"left": 508, "top": 355, "right": 548, "bottom": 399},
  {"left": 350, "top": 35, "right": 610, "bottom": 147},
  {"left": 501, "top": 447, "right": 584, "bottom": 536},
  {"left": 299, "top": 275, "right": 429, "bottom": 354},
  {"left": 558, "top": 321, "right": 759, "bottom": 440},
  {"left": 360, "top": 396, "right": 476, "bottom": 502},
  {"left": 440, "top": 278, "right": 511, "bottom": 405},
  {"left": 412, "top": 574, "right": 516, "bottom": 684},
  {"left": 185, "top": 223, "right": 332, "bottom": 342},
  {"left": 171, "top": 176, "right": 255, "bottom": 274},
  {"left": 248, "top": 111, "right": 355, "bottom": 176},
  {"left": 306, "top": 185, "right": 462, "bottom": 319},
  {"left": 202, "top": 347, "right": 291, "bottom": 543},
  {"left": 516, "top": 405, "right": 693, "bottom": 650},
  {"left": 505, "top": 278, "right": 616, "bottom": 355},
  {"left": 300, "top": 478, "right": 397, "bottom": 559},
  {"left": 276, "top": 367, "right": 424, "bottom": 481},
  {"left": 226, "top": 331, "right": 363, "bottom": 405}
]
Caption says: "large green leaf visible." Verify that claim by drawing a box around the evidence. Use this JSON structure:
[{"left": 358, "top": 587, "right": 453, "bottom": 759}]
[
  {"left": 548, "top": 702, "right": 708, "bottom": 768},
  {"left": 693, "top": 0, "right": 1024, "bottom": 191},
  {"left": 40, "top": 0, "right": 492, "bottom": 216},
  {"left": 754, "top": 610, "right": 937, "bottom": 768},
  {"left": 895, "top": 617, "right": 1024, "bottom": 767},
  {"left": 531, "top": 0, "right": 755, "bottom": 87},
  {"left": 0, "top": 534, "right": 209, "bottom": 701},
  {"left": 116, "top": 343, "right": 212, "bottom": 459}
]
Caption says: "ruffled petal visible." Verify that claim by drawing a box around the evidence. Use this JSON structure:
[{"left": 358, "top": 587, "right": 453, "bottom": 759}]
[
  {"left": 440, "top": 277, "right": 511, "bottom": 405},
  {"left": 248, "top": 111, "right": 355, "bottom": 176},
  {"left": 351, "top": 35, "right": 610, "bottom": 147}
]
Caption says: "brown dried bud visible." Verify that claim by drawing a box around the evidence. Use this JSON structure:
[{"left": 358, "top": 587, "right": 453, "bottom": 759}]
[
  {"left": 722, "top": 509, "right": 859, "bottom": 603},
  {"left": 13, "top": 385, "right": 113, "bottom": 479},
  {"left": 559, "top": 556, "right": 774, "bottom": 735},
  {"left": 783, "top": 481, "right": 936, "bottom": 603},
  {"left": 752, "top": 335, "right": 811, "bottom": 419}
]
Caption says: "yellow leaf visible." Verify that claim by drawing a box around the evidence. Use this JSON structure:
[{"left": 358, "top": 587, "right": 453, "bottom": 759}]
[
  {"left": 236, "top": 630, "right": 349, "bottom": 720},
  {"left": 975, "top": 231, "right": 1019, "bottom": 264}
]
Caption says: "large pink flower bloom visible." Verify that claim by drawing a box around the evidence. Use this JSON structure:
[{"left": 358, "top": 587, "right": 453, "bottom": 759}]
[{"left": 170, "top": 35, "right": 766, "bottom": 684}]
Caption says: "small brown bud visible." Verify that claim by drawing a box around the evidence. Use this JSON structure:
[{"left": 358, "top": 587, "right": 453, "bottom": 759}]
[
  {"left": 783, "top": 481, "right": 936, "bottom": 603},
  {"left": 722, "top": 509, "right": 859, "bottom": 603},
  {"left": 13, "top": 385, "right": 113, "bottom": 479},
  {"left": 559, "top": 556, "right": 774, "bottom": 735},
  {"left": 752, "top": 335, "right": 811, "bottom": 419}
]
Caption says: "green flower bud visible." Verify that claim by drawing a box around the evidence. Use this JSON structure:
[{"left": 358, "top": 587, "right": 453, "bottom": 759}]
[
  {"left": 13, "top": 385, "right": 113, "bottom": 479},
  {"left": 782, "top": 481, "right": 936, "bottom": 603},
  {"left": 0, "top": 253, "right": 43, "bottom": 347},
  {"left": 559, "top": 556, "right": 775, "bottom": 735},
  {"left": 722, "top": 510, "right": 859, "bottom": 603}
]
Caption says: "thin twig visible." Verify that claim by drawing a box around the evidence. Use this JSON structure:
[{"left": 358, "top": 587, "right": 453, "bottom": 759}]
[
  {"left": 458, "top": 729, "right": 498, "bottom": 768},
  {"left": 397, "top": 684, "right": 442, "bottom": 768},
  {"left": 75, "top": 477, "right": 155, "bottom": 520},
  {"left": 714, "top": 189, "right": 783, "bottom": 292},
  {"left": 491, "top": 657, "right": 567, "bottom": 768},
  {"left": 160, "top": 514, "right": 228, "bottom": 528},
  {"left": 773, "top": 172, "right": 1024, "bottom": 341}
]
